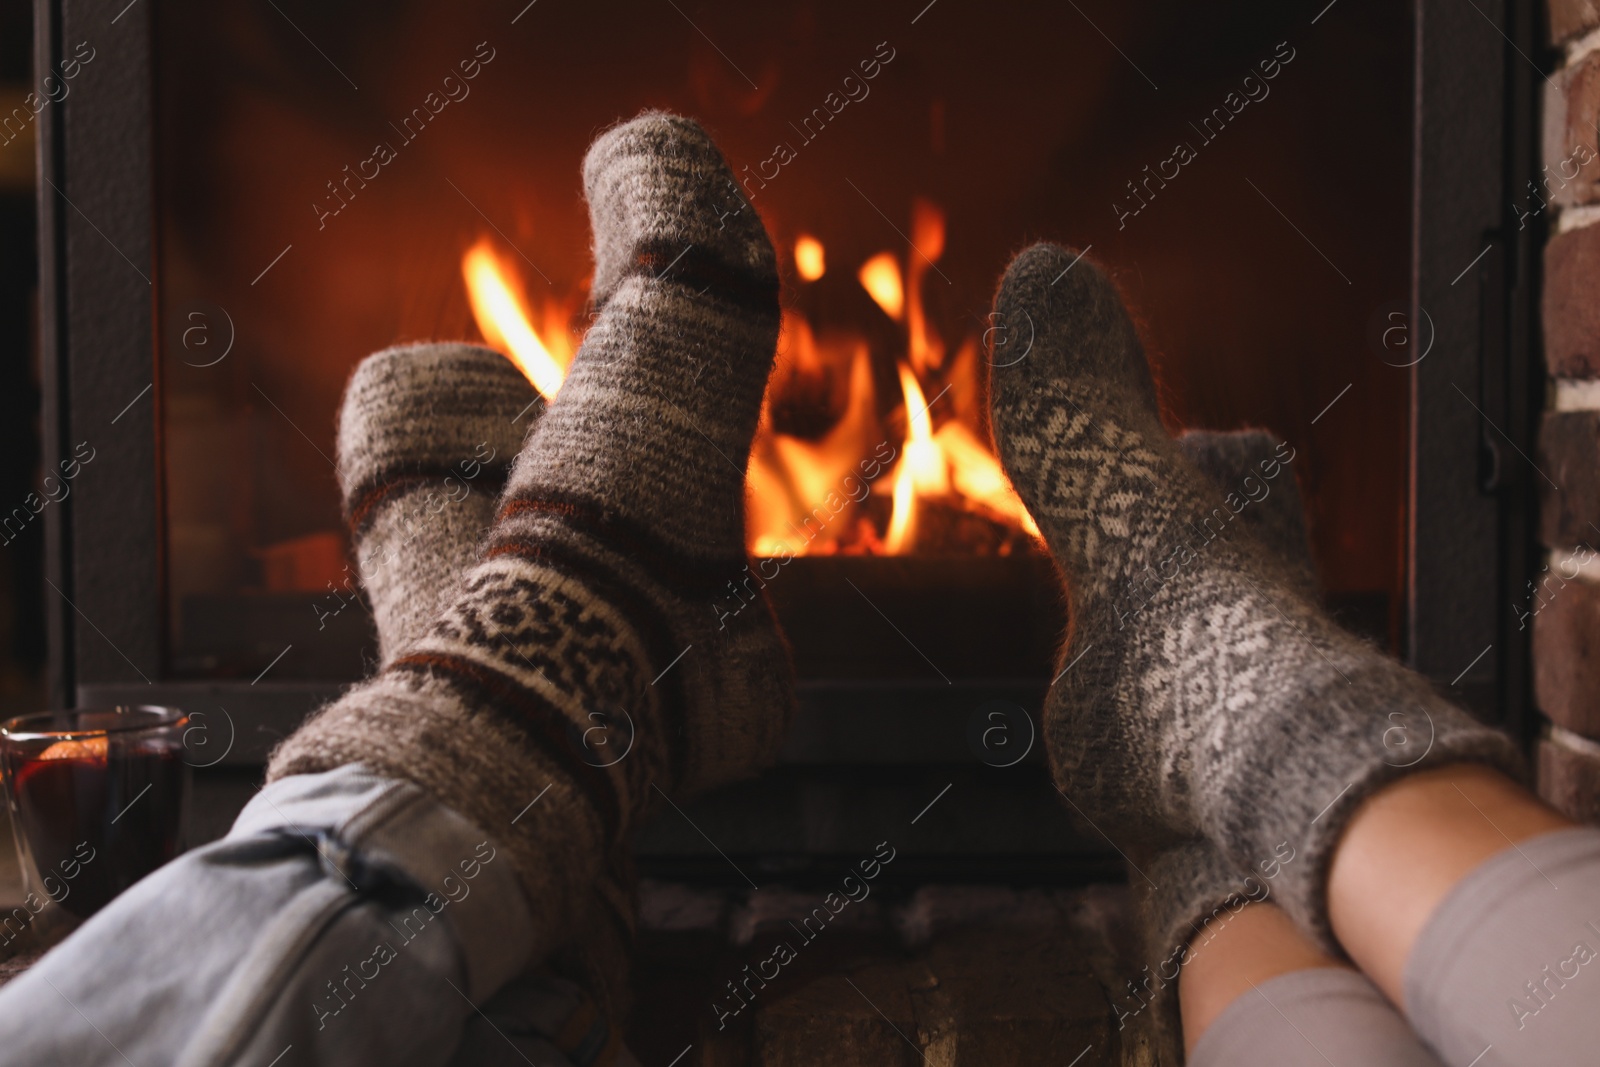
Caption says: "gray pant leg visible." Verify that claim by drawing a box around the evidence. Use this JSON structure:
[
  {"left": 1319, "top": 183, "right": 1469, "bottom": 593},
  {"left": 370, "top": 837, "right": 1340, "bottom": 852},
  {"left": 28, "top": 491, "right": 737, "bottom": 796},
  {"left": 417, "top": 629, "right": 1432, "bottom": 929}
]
[
  {"left": 1404, "top": 827, "right": 1600, "bottom": 1067},
  {"left": 1189, "top": 968, "right": 1444, "bottom": 1067},
  {"left": 0, "top": 765, "right": 543, "bottom": 1067}
]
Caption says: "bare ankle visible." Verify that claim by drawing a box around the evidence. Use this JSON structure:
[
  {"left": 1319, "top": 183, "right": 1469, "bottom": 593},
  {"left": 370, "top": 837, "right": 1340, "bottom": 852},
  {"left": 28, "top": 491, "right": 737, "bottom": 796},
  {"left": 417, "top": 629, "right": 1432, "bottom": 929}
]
[
  {"left": 1178, "top": 902, "right": 1348, "bottom": 1055},
  {"left": 1327, "top": 763, "right": 1570, "bottom": 1006}
]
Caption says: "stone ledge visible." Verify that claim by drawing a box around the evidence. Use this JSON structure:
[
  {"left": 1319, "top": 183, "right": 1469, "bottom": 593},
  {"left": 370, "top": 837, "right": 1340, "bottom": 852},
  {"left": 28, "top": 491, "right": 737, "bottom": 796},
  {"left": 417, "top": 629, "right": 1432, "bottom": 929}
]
[{"left": 751, "top": 930, "right": 1118, "bottom": 1066}]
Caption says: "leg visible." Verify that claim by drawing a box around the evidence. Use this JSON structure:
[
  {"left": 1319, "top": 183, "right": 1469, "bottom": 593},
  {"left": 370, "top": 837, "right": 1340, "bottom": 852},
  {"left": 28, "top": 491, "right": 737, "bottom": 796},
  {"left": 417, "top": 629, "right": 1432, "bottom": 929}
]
[
  {"left": 335, "top": 340, "right": 635, "bottom": 1030},
  {"left": 1180, "top": 901, "right": 1340, "bottom": 1050},
  {"left": 0, "top": 112, "right": 789, "bottom": 1065},
  {"left": 269, "top": 111, "right": 793, "bottom": 975},
  {"left": 0, "top": 348, "right": 549, "bottom": 1066},
  {"left": 985, "top": 243, "right": 1523, "bottom": 952},
  {"left": 983, "top": 244, "right": 1560, "bottom": 1062},
  {"left": 0, "top": 766, "right": 538, "bottom": 1066},
  {"left": 1328, "top": 763, "right": 1572, "bottom": 1003},
  {"left": 1181, "top": 902, "right": 1442, "bottom": 1066},
  {"left": 1130, "top": 432, "right": 1440, "bottom": 1066},
  {"left": 1328, "top": 764, "right": 1600, "bottom": 1065}
]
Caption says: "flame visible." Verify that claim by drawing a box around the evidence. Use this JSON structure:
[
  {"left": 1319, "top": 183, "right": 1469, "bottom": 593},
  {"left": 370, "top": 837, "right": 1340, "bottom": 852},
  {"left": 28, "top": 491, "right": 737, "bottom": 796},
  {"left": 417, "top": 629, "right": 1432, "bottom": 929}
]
[
  {"left": 935, "top": 421, "right": 1041, "bottom": 538},
  {"left": 885, "top": 449, "right": 917, "bottom": 554},
  {"left": 858, "top": 252, "right": 904, "bottom": 321},
  {"left": 746, "top": 202, "right": 1037, "bottom": 557},
  {"left": 457, "top": 204, "right": 1038, "bottom": 558},
  {"left": 745, "top": 315, "right": 879, "bottom": 556},
  {"left": 885, "top": 362, "right": 947, "bottom": 553},
  {"left": 910, "top": 197, "right": 947, "bottom": 263},
  {"left": 461, "top": 238, "right": 573, "bottom": 400},
  {"left": 794, "top": 235, "right": 826, "bottom": 281},
  {"left": 897, "top": 363, "right": 949, "bottom": 495},
  {"left": 907, "top": 199, "right": 946, "bottom": 374}
]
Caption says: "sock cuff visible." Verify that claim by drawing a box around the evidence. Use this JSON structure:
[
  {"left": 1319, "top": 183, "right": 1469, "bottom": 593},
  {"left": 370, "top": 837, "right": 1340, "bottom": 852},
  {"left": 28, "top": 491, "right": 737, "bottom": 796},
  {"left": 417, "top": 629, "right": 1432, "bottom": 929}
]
[
  {"left": 1237, "top": 681, "right": 1526, "bottom": 953},
  {"left": 336, "top": 342, "right": 532, "bottom": 526},
  {"left": 1130, "top": 840, "right": 1274, "bottom": 1062}
]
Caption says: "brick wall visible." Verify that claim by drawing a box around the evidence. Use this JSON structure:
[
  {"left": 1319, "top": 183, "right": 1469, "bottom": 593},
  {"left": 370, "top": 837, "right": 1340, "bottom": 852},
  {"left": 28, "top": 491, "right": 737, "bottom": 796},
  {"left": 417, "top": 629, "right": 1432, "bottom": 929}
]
[{"left": 1537, "top": 4, "right": 1600, "bottom": 821}]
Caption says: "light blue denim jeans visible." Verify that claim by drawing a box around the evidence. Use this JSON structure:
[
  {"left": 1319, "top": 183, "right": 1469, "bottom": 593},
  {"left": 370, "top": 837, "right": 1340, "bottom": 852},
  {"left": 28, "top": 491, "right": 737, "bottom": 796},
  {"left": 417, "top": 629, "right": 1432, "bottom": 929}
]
[{"left": 0, "top": 764, "right": 634, "bottom": 1067}]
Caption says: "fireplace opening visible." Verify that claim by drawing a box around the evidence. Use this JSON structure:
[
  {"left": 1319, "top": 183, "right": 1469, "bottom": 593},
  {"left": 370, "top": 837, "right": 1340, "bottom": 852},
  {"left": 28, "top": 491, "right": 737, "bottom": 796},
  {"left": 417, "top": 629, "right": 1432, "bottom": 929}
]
[
  {"left": 25, "top": 0, "right": 1559, "bottom": 1056},
  {"left": 153, "top": 0, "right": 1412, "bottom": 687}
]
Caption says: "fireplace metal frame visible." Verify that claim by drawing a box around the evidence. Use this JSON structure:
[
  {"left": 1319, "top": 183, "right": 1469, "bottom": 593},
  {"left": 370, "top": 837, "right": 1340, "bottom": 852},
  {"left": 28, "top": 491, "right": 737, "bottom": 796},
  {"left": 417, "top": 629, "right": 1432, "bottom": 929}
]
[{"left": 35, "top": 0, "right": 1545, "bottom": 770}]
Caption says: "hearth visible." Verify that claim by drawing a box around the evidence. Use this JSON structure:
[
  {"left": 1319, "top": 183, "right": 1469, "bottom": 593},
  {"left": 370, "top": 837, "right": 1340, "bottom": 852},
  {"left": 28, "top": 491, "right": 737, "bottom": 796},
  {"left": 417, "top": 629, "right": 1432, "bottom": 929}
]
[{"left": 35, "top": 0, "right": 1543, "bottom": 886}]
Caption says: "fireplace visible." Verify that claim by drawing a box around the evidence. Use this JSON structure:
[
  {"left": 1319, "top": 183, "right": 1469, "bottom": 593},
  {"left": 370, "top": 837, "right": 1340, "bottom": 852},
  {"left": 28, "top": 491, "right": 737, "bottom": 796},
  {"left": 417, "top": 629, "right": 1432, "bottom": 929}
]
[{"left": 34, "top": 0, "right": 1546, "bottom": 935}]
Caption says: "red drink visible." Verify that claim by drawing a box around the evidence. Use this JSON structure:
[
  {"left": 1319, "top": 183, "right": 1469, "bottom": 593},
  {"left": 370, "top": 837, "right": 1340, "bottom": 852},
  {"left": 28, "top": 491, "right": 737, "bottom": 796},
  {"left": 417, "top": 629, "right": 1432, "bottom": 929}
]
[{"left": 2, "top": 708, "right": 190, "bottom": 924}]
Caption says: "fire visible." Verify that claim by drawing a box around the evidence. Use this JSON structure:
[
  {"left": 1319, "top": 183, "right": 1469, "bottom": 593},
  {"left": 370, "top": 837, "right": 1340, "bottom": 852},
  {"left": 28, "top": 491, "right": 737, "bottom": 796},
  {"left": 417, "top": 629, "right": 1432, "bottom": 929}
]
[
  {"left": 857, "top": 252, "right": 904, "bottom": 321},
  {"left": 461, "top": 238, "right": 574, "bottom": 400},
  {"left": 869, "top": 215, "right": 1037, "bottom": 552},
  {"left": 746, "top": 314, "right": 879, "bottom": 556},
  {"left": 750, "top": 199, "right": 1037, "bottom": 556},
  {"left": 895, "top": 363, "right": 947, "bottom": 494},
  {"left": 884, "top": 362, "right": 947, "bottom": 552},
  {"left": 936, "top": 420, "right": 1042, "bottom": 538},
  {"left": 907, "top": 199, "right": 946, "bottom": 374},
  {"left": 794, "top": 235, "right": 826, "bottom": 282},
  {"left": 460, "top": 200, "right": 1037, "bottom": 558}
]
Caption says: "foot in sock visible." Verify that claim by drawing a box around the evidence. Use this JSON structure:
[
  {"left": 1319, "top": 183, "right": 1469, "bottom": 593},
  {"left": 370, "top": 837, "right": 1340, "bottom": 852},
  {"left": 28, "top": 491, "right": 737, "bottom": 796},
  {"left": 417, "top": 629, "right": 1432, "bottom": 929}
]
[
  {"left": 988, "top": 243, "right": 1521, "bottom": 945},
  {"left": 335, "top": 341, "right": 534, "bottom": 667},
  {"left": 331, "top": 341, "right": 637, "bottom": 1023},
  {"left": 269, "top": 112, "right": 796, "bottom": 971},
  {"left": 1127, "top": 429, "right": 1318, "bottom": 1055}
]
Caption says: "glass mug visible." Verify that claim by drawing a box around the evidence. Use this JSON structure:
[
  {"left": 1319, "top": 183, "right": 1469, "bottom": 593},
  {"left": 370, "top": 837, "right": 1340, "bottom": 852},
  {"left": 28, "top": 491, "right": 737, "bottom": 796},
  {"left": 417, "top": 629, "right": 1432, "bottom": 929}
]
[{"left": 0, "top": 706, "right": 190, "bottom": 936}]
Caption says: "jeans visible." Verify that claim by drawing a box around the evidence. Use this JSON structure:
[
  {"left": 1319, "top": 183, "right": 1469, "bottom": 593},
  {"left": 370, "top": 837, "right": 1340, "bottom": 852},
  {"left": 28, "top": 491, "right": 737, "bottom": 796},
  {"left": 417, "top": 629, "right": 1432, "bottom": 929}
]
[{"left": 0, "top": 764, "right": 634, "bottom": 1067}]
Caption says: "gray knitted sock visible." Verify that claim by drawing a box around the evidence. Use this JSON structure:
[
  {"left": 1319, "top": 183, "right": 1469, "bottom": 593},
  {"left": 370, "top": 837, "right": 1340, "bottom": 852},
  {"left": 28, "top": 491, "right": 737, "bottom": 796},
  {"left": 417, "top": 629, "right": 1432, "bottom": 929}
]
[
  {"left": 1129, "top": 429, "right": 1320, "bottom": 1058},
  {"left": 989, "top": 243, "right": 1522, "bottom": 946},
  {"left": 335, "top": 342, "right": 535, "bottom": 667},
  {"left": 1173, "top": 430, "right": 1318, "bottom": 601},
  {"left": 268, "top": 113, "right": 794, "bottom": 970}
]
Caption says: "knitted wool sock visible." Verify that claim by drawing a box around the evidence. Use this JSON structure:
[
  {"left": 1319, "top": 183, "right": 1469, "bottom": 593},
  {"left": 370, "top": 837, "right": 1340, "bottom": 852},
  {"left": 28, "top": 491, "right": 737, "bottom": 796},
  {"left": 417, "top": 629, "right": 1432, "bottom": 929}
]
[
  {"left": 268, "top": 113, "right": 795, "bottom": 972},
  {"left": 334, "top": 342, "right": 535, "bottom": 667},
  {"left": 989, "top": 243, "right": 1522, "bottom": 946},
  {"left": 1129, "top": 429, "right": 1320, "bottom": 1057},
  {"left": 333, "top": 341, "right": 638, "bottom": 1023}
]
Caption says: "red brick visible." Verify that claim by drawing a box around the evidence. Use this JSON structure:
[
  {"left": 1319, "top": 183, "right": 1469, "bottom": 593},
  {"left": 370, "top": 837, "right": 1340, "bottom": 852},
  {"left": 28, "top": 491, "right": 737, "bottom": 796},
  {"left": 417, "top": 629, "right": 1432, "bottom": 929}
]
[
  {"left": 1539, "top": 412, "right": 1600, "bottom": 544},
  {"left": 1533, "top": 575, "right": 1600, "bottom": 738},
  {"left": 1538, "top": 730, "right": 1600, "bottom": 824},
  {"left": 1541, "top": 56, "right": 1600, "bottom": 208},
  {"left": 1544, "top": 225, "right": 1600, "bottom": 378},
  {"left": 1549, "top": 0, "right": 1600, "bottom": 44}
]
